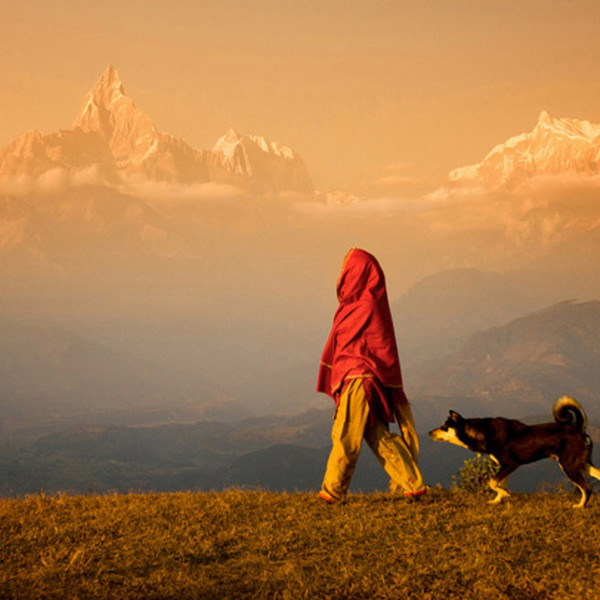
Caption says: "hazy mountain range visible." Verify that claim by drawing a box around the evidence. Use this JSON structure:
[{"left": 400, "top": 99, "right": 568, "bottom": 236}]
[
  {"left": 2, "top": 66, "right": 600, "bottom": 495},
  {"left": 410, "top": 300, "right": 600, "bottom": 421},
  {"left": 3, "top": 298, "right": 600, "bottom": 496}
]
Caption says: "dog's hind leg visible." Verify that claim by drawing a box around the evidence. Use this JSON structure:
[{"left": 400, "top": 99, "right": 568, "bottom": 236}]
[
  {"left": 571, "top": 482, "right": 591, "bottom": 509},
  {"left": 559, "top": 461, "right": 592, "bottom": 508}
]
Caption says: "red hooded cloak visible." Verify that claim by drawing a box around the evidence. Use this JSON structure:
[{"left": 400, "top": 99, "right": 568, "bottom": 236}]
[{"left": 317, "top": 248, "right": 409, "bottom": 424}]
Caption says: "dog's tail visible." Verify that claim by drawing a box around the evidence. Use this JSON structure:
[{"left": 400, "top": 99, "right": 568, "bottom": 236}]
[{"left": 553, "top": 395, "right": 588, "bottom": 431}]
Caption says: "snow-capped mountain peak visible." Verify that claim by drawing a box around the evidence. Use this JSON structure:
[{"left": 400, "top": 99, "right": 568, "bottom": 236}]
[
  {"left": 449, "top": 112, "right": 600, "bottom": 189},
  {"left": 537, "top": 110, "right": 552, "bottom": 125},
  {"left": 94, "top": 64, "right": 125, "bottom": 104},
  {"left": 214, "top": 129, "right": 244, "bottom": 159},
  {"left": 74, "top": 65, "right": 127, "bottom": 132},
  {"left": 0, "top": 66, "right": 313, "bottom": 194},
  {"left": 534, "top": 111, "right": 600, "bottom": 141},
  {"left": 211, "top": 129, "right": 312, "bottom": 190},
  {"left": 73, "top": 65, "right": 159, "bottom": 168},
  {"left": 213, "top": 129, "right": 255, "bottom": 177}
]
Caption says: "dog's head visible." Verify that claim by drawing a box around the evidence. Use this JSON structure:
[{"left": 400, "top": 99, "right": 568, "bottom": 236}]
[{"left": 428, "top": 410, "right": 470, "bottom": 448}]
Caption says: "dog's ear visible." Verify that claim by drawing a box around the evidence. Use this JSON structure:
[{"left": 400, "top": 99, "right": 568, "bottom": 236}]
[{"left": 449, "top": 410, "right": 462, "bottom": 421}]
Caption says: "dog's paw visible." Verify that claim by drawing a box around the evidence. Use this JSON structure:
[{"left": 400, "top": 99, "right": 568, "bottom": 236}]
[{"left": 488, "top": 492, "right": 509, "bottom": 504}]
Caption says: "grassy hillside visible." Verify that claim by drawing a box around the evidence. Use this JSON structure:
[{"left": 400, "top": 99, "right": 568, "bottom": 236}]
[{"left": 2, "top": 488, "right": 599, "bottom": 599}]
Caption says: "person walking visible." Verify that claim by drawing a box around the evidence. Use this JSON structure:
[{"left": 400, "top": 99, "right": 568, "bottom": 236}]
[{"left": 317, "top": 248, "right": 425, "bottom": 504}]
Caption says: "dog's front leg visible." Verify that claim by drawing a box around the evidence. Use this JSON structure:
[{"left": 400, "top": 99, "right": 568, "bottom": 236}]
[
  {"left": 488, "top": 478, "right": 510, "bottom": 503},
  {"left": 488, "top": 463, "right": 515, "bottom": 504}
]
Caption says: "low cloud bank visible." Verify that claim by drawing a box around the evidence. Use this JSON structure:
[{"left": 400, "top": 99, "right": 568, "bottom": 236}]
[
  {"left": 0, "top": 166, "right": 105, "bottom": 196},
  {"left": 2, "top": 167, "right": 599, "bottom": 267}
]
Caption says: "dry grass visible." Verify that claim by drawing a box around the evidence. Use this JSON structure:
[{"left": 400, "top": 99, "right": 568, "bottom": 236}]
[{"left": 1, "top": 488, "right": 600, "bottom": 599}]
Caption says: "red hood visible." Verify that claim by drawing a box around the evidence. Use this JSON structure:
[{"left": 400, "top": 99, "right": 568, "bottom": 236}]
[{"left": 317, "top": 248, "right": 404, "bottom": 398}]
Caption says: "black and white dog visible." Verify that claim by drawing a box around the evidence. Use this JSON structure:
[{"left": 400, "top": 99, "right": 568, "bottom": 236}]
[{"left": 429, "top": 396, "right": 600, "bottom": 508}]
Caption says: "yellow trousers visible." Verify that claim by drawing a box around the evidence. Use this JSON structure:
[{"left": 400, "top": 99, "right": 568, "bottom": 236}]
[{"left": 320, "top": 378, "right": 425, "bottom": 502}]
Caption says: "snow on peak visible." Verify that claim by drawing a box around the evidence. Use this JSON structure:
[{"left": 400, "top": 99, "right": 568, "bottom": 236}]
[
  {"left": 210, "top": 128, "right": 312, "bottom": 190},
  {"left": 214, "top": 128, "right": 242, "bottom": 150},
  {"left": 74, "top": 65, "right": 127, "bottom": 130},
  {"left": 250, "top": 134, "right": 270, "bottom": 154},
  {"left": 531, "top": 110, "right": 600, "bottom": 143},
  {"left": 98, "top": 64, "right": 125, "bottom": 98},
  {"left": 537, "top": 110, "right": 552, "bottom": 125},
  {"left": 214, "top": 130, "right": 298, "bottom": 164},
  {"left": 248, "top": 135, "right": 295, "bottom": 160}
]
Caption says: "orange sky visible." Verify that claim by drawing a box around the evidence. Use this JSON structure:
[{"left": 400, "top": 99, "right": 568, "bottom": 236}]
[{"left": 2, "top": 0, "right": 600, "bottom": 194}]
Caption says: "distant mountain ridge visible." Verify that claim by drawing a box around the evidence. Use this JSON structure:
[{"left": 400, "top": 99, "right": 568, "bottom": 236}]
[
  {"left": 0, "top": 65, "right": 313, "bottom": 194},
  {"left": 448, "top": 111, "right": 600, "bottom": 190},
  {"left": 411, "top": 300, "right": 600, "bottom": 419}
]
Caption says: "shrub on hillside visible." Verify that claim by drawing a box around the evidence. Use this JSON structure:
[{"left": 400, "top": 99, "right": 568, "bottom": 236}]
[{"left": 453, "top": 453, "right": 499, "bottom": 493}]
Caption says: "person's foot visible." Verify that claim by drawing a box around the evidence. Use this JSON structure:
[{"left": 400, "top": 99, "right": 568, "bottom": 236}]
[
  {"left": 318, "top": 491, "right": 336, "bottom": 505},
  {"left": 404, "top": 488, "right": 427, "bottom": 502}
]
